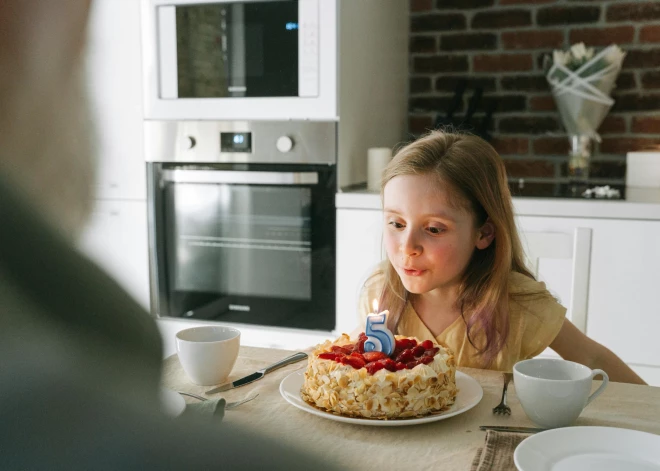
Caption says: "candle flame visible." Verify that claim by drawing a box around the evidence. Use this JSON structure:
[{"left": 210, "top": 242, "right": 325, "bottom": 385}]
[{"left": 372, "top": 299, "right": 378, "bottom": 313}]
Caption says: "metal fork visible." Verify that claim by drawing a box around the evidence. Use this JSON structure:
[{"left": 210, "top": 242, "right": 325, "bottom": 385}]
[
  {"left": 178, "top": 391, "right": 259, "bottom": 410},
  {"left": 492, "top": 372, "right": 513, "bottom": 415}
]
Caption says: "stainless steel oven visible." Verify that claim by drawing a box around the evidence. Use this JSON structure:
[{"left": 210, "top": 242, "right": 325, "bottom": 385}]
[{"left": 146, "top": 121, "right": 336, "bottom": 331}]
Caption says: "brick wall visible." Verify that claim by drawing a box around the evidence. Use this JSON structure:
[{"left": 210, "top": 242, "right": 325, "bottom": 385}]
[{"left": 408, "top": 0, "right": 660, "bottom": 185}]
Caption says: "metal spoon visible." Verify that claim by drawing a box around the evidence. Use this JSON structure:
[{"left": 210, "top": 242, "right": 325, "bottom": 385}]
[{"left": 178, "top": 391, "right": 259, "bottom": 410}]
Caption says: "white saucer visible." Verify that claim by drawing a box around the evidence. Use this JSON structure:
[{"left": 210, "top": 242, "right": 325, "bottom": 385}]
[
  {"left": 159, "top": 387, "right": 186, "bottom": 417},
  {"left": 515, "top": 426, "right": 660, "bottom": 471},
  {"left": 279, "top": 370, "right": 482, "bottom": 426}
]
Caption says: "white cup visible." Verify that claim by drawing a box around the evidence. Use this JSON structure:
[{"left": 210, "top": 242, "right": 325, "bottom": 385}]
[
  {"left": 513, "top": 358, "right": 609, "bottom": 429},
  {"left": 367, "top": 147, "right": 392, "bottom": 192},
  {"left": 175, "top": 326, "right": 240, "bottom": 386}
]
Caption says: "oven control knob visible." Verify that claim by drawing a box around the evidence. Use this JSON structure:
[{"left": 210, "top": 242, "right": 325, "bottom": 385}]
[
  {"left": 276, "top": 135, "right": 294, "bottom": 153},
  {"left": 186, "top": 136, "right": 196, "bottom": 149}
]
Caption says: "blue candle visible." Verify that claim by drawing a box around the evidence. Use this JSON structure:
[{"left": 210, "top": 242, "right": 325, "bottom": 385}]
[{"left": 364, "top": 309, "right": 395, "bottom": 356}]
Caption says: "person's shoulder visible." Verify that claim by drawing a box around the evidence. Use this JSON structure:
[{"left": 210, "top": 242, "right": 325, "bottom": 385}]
[
  {"left": 507, "top": 273, "right": 567, "bottom": 359},
  {"left": 507, "top": 271, "right": 566, "bottom": 321},
  {"left": 508, "top": 271, "right": 548, "bottom": 296}
]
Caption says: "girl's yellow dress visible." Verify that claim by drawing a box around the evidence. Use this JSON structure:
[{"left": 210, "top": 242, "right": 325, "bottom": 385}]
[{"left": 358, "top": 271, "right": 566, "bottom": 371}]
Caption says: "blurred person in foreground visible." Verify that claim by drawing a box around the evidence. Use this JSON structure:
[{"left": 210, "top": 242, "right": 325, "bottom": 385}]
[{"left": 0, "top": 1, "right": 340, "bottom": 469}]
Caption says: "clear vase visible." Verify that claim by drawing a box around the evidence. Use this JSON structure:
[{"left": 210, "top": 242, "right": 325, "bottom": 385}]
[{"left": 568, "top": 135, "right": 591, "bottom": 183}]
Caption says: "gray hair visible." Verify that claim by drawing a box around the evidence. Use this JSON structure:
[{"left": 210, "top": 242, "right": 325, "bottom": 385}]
[{"left": 0, "top": 0, "right": 96, "bottom": 240}]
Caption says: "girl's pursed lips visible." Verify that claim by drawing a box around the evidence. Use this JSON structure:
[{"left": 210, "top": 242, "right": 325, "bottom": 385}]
[{"left": 402, "top": 267, "right": 427, "bottom": 276}]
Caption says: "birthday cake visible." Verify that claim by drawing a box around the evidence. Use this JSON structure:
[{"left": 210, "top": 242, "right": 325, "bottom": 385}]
[{"left": 301, "top": 333, "right": 457, "bottom": 419}]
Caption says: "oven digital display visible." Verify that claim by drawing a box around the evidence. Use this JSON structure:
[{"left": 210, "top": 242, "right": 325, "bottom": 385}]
[{"left": 220, "top": 132, "right": 252, "bottom": 153}]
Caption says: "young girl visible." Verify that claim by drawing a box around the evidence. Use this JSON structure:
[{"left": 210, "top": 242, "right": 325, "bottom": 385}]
[{"left": 356, "top": 130, "right": 645, "bottom": 384}]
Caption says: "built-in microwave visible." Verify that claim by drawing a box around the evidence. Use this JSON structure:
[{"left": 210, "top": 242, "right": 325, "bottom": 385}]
[{"left": 140, "top": 0, "right": 337, "bottom": 120}]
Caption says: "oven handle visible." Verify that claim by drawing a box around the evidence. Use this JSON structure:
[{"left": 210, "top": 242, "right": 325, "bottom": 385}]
[{"left": 161, "top": 169, "right": 319, "bottom": 185}]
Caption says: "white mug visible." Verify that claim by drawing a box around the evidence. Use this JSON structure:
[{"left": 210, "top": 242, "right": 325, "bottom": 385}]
[
  {"left": 176, "top": 326, "right": 240, "bottom": 386},
  {"left": 513, "top": 358, "right": 609, "bottom": 429}
]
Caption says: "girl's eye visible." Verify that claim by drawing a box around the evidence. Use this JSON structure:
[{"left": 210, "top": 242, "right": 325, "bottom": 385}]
[
  {"left": 388, "top": 221, "right": 404, "bottom": 229},
  {"left": 427, "top": 226, "right": 445, "bottom": 235}
]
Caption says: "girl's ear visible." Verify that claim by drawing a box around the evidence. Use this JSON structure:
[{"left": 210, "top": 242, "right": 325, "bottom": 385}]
[{"left": 476, "top": 219, "right": 496, "bottom": 250}]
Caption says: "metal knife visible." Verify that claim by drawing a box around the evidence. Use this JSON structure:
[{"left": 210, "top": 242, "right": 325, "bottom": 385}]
[
  {"left": 205, "top": 351, "right": 308, "bottom": 395},
  {"left": 479, "top": 425, "right": 545, "bottom": 434}
]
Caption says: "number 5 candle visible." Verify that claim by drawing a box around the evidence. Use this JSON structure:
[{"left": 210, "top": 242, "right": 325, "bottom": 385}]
[{"left": 364, "top": 300, "right": 395, "bottom": 356}]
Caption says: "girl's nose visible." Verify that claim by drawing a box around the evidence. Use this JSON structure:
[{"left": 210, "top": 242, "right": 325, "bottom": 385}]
[{"left": 401, "top": 230, "right": 422, "bottom": 257}]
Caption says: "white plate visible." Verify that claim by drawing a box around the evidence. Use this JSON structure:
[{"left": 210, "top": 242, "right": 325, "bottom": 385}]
[
  {"left": 279, "top": 370, "right": 482, "bottom": 426},
  {"left": 159, "top": 387, "right": 186, "bottom": 417},
  {"left": 515, "top": 426, "right": 660, "bottom": 471}
]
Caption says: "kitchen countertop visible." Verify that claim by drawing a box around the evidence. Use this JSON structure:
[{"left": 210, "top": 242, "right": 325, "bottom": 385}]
[
  {"left": 336, "top": 186, "right": 660, "bottom": 221},
  {"left": 163, "top": 346, "right": 660, "bottom": 470}
]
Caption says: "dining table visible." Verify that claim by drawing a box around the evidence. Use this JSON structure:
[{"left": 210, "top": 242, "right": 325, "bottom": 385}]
[{"left": 161, "top": 346, "right": 660, "bottom": 470}]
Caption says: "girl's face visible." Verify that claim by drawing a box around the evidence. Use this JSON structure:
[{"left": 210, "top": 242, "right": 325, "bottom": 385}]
[{"left": 383, "top": 173, "right": 492, "bottom": 295}]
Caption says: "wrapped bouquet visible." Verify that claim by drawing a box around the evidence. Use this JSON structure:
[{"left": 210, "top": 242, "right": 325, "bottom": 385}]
[{"left": 545, "top": 43, "right": 626, "bottom": 180}]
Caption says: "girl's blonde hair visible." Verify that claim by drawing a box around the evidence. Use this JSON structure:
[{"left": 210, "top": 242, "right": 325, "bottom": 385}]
[{"left": 376, "top": 130, "right": 535, "bottom": 366}]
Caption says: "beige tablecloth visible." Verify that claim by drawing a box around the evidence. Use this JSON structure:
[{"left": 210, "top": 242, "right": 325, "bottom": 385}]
[{"left": 162, "top": 346, "right": 660, "bottom": 471}]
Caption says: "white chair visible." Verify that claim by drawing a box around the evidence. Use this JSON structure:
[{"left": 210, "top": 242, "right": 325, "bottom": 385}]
[{"left": 520, "top": 228, "right": 592, "bottom": 334}]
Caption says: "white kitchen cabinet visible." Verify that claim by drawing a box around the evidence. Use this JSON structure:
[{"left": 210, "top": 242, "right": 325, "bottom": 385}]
[
  {"left": 335, "top": 208, "right": 385, "bottom": 334},
  {"left": 86, "top": 0, "right": 145, "bottom": 200},
  {"left": 78, "top": 200, "right": 150, "bottom": 310},
  {"left": 81, "top": 0, "right": 150, "bottom": 309},
  {"left": 584, "top": 218, "right": 660, "bottom": 368}
]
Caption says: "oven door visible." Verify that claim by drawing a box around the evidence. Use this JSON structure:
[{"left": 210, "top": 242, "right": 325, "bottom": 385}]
[
  {"left": 141, "top": 0, "right": 337, "bottom": 120},
  {"left": 148, "top": 163, "right": 335, "bottom": 331}
]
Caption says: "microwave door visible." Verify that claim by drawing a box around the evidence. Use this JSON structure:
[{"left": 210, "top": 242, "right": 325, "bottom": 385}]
[
  {"left": 224, "top": 0, "right": 300, "bottom": 98},
  {"left": 154, "top": 0, "right": 314, "bottom": 101}
]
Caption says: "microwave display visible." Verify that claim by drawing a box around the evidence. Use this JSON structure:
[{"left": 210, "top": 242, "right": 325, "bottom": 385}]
[{"left": 174, "top": 1, "right": 299, "bottom": 98}]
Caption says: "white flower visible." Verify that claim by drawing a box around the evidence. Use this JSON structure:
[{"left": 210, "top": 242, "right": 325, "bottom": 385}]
[
  {"left": 603, "top": 44, "right": 626, "bottom": 67},
  {"left": 553, "top": 50, "right": 569, "bottom": 66},
  {"left": 570, "top": 43, "right": 594, "bottom": 61},
  {"left": 570, "top": 43, "right": 587, "bottom": 60}
]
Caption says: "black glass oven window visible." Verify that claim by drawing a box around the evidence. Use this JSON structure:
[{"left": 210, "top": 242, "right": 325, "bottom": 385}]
[
  {"left": 175, "top": 1, "right": 299, "bottom": 98},
  {"left": 164, "top": 182, "right": 319, "bottom": 326}
]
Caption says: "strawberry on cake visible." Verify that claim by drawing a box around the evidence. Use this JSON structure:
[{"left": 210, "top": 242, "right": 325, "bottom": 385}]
[{"left": 301, "top": 333, "right": 457, "bottom": 419}]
